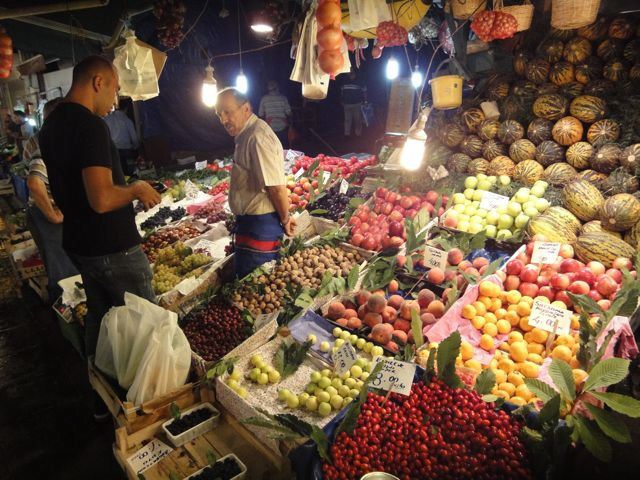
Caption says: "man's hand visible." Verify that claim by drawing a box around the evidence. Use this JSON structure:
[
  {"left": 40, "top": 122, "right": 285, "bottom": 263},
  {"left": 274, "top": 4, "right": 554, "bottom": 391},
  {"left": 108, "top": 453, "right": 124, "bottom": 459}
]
[
  {"left": 47, "top": 207, "right": 64, "bottom": 224},
  {"left": 134, "top": 181, "right": 161, "bottom": 211},
  {"left": 283, "top": 216, "right": 296, "bottom": 236}
]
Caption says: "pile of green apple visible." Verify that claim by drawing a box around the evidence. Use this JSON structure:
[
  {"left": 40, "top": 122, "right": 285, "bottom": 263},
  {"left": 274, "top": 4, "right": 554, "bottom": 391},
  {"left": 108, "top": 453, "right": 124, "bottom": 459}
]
[
  {"left": 246, "top": 354, "right": 281, "bottom": 385},
  {"left": 443, "top": 174, "right": 550, "bottom": 240}
]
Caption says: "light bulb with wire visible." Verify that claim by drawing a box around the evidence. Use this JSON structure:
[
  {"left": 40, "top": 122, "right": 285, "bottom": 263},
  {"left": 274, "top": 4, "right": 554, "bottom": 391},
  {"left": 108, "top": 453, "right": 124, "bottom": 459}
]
[
  {"left": 411, "top": 66, "right": 423, "bottom": 89},
  {"left": 386, "top": 58, "right": 399, "bottom": 80},
  {"left": 236, "top": 71, "right": 248, "bottom": 94},
  {"left": 400, "top": 109, "right": 430, "bottom": 171},
  {"left": 201, "top": 65, "right": 218, "bottom": 108}
]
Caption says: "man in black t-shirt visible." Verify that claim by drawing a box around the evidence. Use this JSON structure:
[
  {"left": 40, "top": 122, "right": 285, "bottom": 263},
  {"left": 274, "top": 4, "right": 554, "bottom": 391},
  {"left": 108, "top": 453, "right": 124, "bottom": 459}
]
[{"left": 40, "top": 56, "right": 160, "bottom": 370}]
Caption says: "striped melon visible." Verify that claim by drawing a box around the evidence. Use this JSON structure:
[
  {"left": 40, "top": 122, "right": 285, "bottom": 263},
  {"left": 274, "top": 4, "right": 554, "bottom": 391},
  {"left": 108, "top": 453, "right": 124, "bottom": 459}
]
[
  {"left": 623, "top": 220, "right": 640, "bottom": 249},
  {"left": 581, "top": 220, "right": 623, "bottom": 239},
  {"left": 538, "top": 83, "right": 561, "bottom": 95},
  {"left": 566, "top": 142, "right": 593, "bottom": 169},
  {"left": 552, "top": 116, "right": 584, "bottom": 146},
  {"left": 592, "top": 144, "right": 621, "bottom": 174},
  {"left": 587, "top": 119, "right": 620, "bottom": 147},
  {"left": 575, "top": 57, "right": 604, "bottom": 84},
  {"left": 535, "top": 140, "right": 565, "bottom": 167},
  {"left": 559, "top": 81, "right": 585, "bottom": 99},
  {"left": 620, "top": 144, "right": 640, "bottom": 174},
  {"left": 546, "top": 206, "right": 582, "bottom": 232},
  {"left": 549, "top": 61, "right": 575, "bottom": 85},
  {"left": 462, "top": 108, "right": 486, "bottom": 132},
  {"left": 623, "top": 39, "right": 640, "bottom": 63},
  {"left": 596, "top": 39, "right": 624, "bottom": 62},
  {"left": 526, "top": 58, "right": 551, "bottom": 84},
  {"left": 497, "top": 120, "right": 525, "bottom": 145},
  {"left": 460, "top": 135, "right": 484, "bottom": 158},
  {"left": 533, "top": 94, "right": 569, "bottom": 121},
  {"left": 600, "top": 193, "right": 640, "bottom": 232},
  {"left": 488, "top": 156, "right": 516, "bottom": 177},
  {"left": 539, "top": 39, "right": 565, "bottom": 63},
  {"left": 608, "top": 17, "right": 634, "bottom": 40},
  {"left": 569, "top": 95, "right": 607, "bottom": 124},
  {"left": 574, "top": 232, "right": 636, "bottom": 267},
  {"left": 603, "top": 169, "right": 639, "bottom": 195},
  {"left": 631, "top": 64, "right": 640, "bottom": 81},
  {"left": 603, "top": 60, "right": 628, "bottom": 82},
  {"left": 442, "top": 124, "right": 466, "bottom": 148},
  {"left": 447, "top": 153, "right": 472, "bottom": 173},
  {"left": 482, "top": 140, "right": 508, "bottom": 161},
  {"left": 487, "top": 80, "right": 510, "bottom": 101},
  {"left": 511, "top": 80, "right": 539, "bottom": 100},
  {"left": 584, "top": 79, "right": 615, "bottom": 97},
  {"left": 478, "top": 119, "right": 500, "bottom": 141},
  {"left": 527, "top": 118, "right": 553, "bottom": 145},
  {"left": 513, "top": 50, "right": 532, "bottom": 77},
  {"left": 576, "top": 169, "right": 609, "bottom": 190},
  {"left": 467, "top": 158, "right": 490, "bottom": 175},
  {"left": 563, "top": 37, "right": 592, "bottom": 64},
  {"left": 514, "top": 160, "right": 544, "bottom": 186},
  {"left": 543, "top": 163, "right": 577, "bottom": 186},
  {"left": 527, "top": 211, "right": 579, "bottom": 243},
  {"left": 561, "top": 179, "right": 604, "bottom": 221},
  {"left": 509, "top": 139, "right": 537, "bottom": 163},
  {"left": 577, "top": 17, "right": 609, "bottom": 42}
]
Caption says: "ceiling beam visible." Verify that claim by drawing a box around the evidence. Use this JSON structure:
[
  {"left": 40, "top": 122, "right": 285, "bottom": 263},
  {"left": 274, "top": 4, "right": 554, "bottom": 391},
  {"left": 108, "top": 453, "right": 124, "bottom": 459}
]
[
  {"left": 4, "top": 13, "right": 111, "bottom": 44},
  {"left": 0, "top": 0, "right": 109, "bottom": 20}
]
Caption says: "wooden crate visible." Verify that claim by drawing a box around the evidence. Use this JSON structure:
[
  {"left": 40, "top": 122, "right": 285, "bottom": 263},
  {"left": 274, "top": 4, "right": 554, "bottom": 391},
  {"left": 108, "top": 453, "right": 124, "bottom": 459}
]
[
  {"left": 88, "top": 359, "right": 205, "bottom": 435},
  {"left": 113, "top": 401, "right": 290, "bottom": 480}
]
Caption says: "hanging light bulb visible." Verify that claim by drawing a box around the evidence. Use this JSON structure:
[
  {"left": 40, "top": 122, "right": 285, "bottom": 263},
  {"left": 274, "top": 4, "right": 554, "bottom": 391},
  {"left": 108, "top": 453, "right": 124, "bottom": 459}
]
[
  {"left": 386, "top": 58, "right": 399, "bottom": 80},
  {"left": 236, "top": 71, "right": 248, "bottom": 94},
  {"left": 201, "top": 65, "right": 218, "bottom": 108},
  {"left": 411, "top": 66, "right": 423, "bottom": 89},
  {"left": 400, "top": 108, "right": 430, "bottom": 171}
]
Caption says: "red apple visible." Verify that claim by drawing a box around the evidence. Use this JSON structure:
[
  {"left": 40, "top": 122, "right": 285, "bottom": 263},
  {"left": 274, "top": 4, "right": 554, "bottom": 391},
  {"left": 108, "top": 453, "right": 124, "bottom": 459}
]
[
  {"left": 405, "top": 209, "right": 417, "bottom": 219},
  {"left": 559, "top": 244, "right": 574, "bottom": 259},
  {"left": 597, "top": 299, "right": 611, "bottom": 311},
  {"left": 588, "top": 290, "right": 603, "bottom": 301},
  {"left": 596, "top": 275, "right": 618, "bottom": 296},
  {"left": 550, "top": 273, "right": 570, "bottom": 290},
  {"left": 516, "top": 252, "right": 531, "bottom": 265},
  {"left": 526, "top": 241, "right": 535, "bottom": 255},
  {"left": 537, "top": 276, "right": 550, "bottom": 287},
  {"left": 362, "top": 236, "right": 376, "bottom": 251},
  {"left": 587, "top": 261, "right": 606, "bottom": 276},
  {"left": 400, "top": 197, "right": 413, "bottom": 209},
  {"left": 560, "top": 259, "right": 581, "bottom": 273},
  {"left": 519, "top": 266, "right": 539, "bottom": 283},
  {"left": 568, "top": 280, "right": 590, "bottom": 295},
  {"left": 348, "top": 216, "right": 361, "bottom": 227},
  {"left": 538, "top": 286, "right": 555, "bottom": 301},
  {"left": 605, "top": 268, "right": 623, "bottom": 284},
  {"left": 376, "top": 187, "right": 387, "bottom": 198},
  {"left": 504, "top": 275, "right": 521, "bottom": 291},
  {"left": 360, "top": 222, "right": 370, "bottom": 233},
  {"left": 388, "top": 210, "right": 404, "bottom": 223},
  {"left": 425, "top": 191, "right": 439, "bottom": 204},
  {"left": 351, "top": 233, "right": 364, "bottom": 247},
  {"left": 388, "top": 221, "right": 404, "bottom": 237},
  {"left": 385, "top": 191, "right": 397, "bottom": 204},
  {"left": 555, "top": 291, "right": 573, "bottom": 307},
  {"left": 506, "top": 260, "right": 524, "bottom": 276},
  {"left": 382, "top": 202, "right": 393, "bottom": 215},
  {"left": 519, "top": 282, "right": 539, "bottom": 298},
  {"left": 612, "top": 257, "right": 633, "bottom": 271},
  {"left": 575, "top": 267, "right": 596, "bottom": 287},
  {"left": 388, "top": 236, "right": 404, "bottom": 248}
]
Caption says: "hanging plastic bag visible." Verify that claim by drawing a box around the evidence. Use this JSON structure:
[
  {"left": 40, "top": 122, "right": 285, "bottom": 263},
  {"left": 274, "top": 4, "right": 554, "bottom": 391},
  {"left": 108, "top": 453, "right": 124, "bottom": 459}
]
[
  {"left": 347, "top": 0, "right": 391, "bottom": 32},
  {"left": 114, "top": 31, "right": 160, "bottom": 101},
  {"left": 95, "top": 293, "right": 191, "bottom": 405}
]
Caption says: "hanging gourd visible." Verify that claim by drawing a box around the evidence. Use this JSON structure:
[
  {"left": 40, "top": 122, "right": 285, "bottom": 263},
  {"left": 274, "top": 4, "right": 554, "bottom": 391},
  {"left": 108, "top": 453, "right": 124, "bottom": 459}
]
[{"left": 0, "top": 26, "right": 12, "bottom": 79}]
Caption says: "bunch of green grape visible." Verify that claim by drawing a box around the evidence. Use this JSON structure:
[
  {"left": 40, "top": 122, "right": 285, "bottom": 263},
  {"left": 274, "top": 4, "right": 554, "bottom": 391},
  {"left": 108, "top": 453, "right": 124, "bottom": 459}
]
[
  {"left": 165, "top": 180, "right": 187, "bottom": 200},
  {"left": 152, "top": 264, "right": 182, "bottom": 294},
  {"left": 179, "top": 253, "right": 211, "bottom": 275}
]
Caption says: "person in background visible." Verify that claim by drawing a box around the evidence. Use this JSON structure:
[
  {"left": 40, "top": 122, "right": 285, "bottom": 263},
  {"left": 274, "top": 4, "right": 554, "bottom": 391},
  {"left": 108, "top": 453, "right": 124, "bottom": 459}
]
[
  {"left": 216, "top": 87, "right": 296, "bottom": 278},
  {"left": 6, "top": 112, "right": 21, "bottom": 143},
  {"left": 341, "top": 70, "right": 367, "bottom": 138},
  {"left": 258, "top": 80, "right": 292, "bottom": 149},
  {"left": 11, "top": 110, "right": 35, "bottom": 157},
  {"left": 104, "top": 102, "right": 138, "bottom": 176},
  {"left": 39, "top": 55, "right": 161, "bottom": 418},
  {"left": 25, "top": 97, "right": 79, "bottom": 303}
]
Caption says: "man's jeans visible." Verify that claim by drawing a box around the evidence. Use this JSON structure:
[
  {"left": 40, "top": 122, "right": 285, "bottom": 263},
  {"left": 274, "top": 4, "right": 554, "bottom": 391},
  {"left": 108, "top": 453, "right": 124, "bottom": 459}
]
[{"left": 69, "top": 245, "right": 156, "bottom": 357}]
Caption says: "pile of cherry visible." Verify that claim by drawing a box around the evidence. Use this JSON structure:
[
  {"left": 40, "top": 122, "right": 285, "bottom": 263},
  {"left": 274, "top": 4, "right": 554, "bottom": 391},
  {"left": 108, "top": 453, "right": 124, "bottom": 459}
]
[{"left": 323, "top": 379, "right": 531, "bottom": 480}]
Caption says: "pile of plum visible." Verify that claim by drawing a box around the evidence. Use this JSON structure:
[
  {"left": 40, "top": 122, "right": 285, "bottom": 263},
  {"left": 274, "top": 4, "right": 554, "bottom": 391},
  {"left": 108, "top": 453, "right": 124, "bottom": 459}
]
[{"left": 307, "top": 184, "right": 366, "bottom": 221}]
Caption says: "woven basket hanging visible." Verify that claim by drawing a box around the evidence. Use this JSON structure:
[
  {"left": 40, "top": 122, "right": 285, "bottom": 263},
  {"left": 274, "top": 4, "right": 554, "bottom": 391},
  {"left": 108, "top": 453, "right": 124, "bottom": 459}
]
[
  {"left": 450, "top": 0, "right": 487, "bottom": 20},
  {"left": 551, "top": 0, "right": 601, "bottom": 30},
  {"left": 494, "top": 0, "right": 534, "bottom": 32}
]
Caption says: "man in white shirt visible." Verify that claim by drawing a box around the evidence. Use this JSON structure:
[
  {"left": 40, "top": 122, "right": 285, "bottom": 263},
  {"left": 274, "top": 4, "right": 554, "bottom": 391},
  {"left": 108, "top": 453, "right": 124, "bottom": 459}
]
[
  {"left": 104, "top": 105, "right": 139, "bottom": 175},
  {"left": 258, "top": 81, "right": 292, "bottom": 148}
]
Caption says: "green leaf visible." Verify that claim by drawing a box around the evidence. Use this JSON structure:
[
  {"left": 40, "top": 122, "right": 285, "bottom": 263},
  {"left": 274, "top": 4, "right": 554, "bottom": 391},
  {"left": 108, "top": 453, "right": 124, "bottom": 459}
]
[
  {"left": 347, "top": 264, "right": 360, "bottom": 291},
  {"left": 567, "top": 293, "right": 605, "bottom": 319},
  {"left": 410, "top": 309, "right": 424, "bottom": 349},
  {"left": 573, "top": 414, "right": 612, "bottom": 462},
  {"left": 480, "top": 258, "right": 503, "bottom": 280},
  {"left": 525, "top": 378, "right": 558, "bottom": 403},
  {"left": 586, "top": 404, "right": 632, "bottom": 443},
  {"left": 548, "top": 359, "right": 576, "bottom": 401},
  {"left": 538, "top": 394, "right": 561, "bottom": 425},
  {"left": 348, "top": 197, "right": 365, "bottom": 209},
  {"left": 309, "top": 209, "right": 329, "bottom": 215},
  {"left": 436, "top": 331, "right": 463, "bottom": 389},
  {"left": 589, "top": 392, "right": 640, "bottom": 418},
  {"left": 273, "top": 340, "right": 312, "bottom": 379},
  {"left": 413, "top": 207, "right": 431, "bottom": 232},
  {"left": 310, "top": 425, "right": 331, "bottom": 463},
  {"left": 169, "top": 402, "right": 180, "bottom": 421},
  {"left": 584, "top": 358, "right": 630, "bottom": 392},
  {"left": 205, "top": 357, "right": 237, "bottom": 381},
  {"left": 474, "top": 369, "right": 496, "bottom": 395}
]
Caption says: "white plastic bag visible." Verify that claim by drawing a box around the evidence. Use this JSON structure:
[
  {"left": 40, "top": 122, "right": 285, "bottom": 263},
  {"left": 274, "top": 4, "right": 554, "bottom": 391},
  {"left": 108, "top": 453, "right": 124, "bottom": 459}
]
[
  {"left": 95, "top": 293, "right": 191, "bottom": 405},
  {"left": 347, "top": 0, "right": 391, "bottom": 32},
  {"left": 114, "top": 31, "right": 159, "bottom": 101}
]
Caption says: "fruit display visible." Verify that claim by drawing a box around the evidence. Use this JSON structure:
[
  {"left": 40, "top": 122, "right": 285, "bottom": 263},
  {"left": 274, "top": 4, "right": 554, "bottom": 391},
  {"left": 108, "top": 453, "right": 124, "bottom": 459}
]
[
  {"left": 291, "top": 154, "right": 376, "bottom": 182},
  {"left": 165, "top": 407, "right": 215, "bottom": 436},
  {"left": 322, "top": 379, "right": 532, "bottom": 480},
  {"left": 246, "top": 353, "right": 282, "bottom": 385},
  {"left": 207, "top": 180, "right": 229, "bottom": 196},
  {"left": 140, "top": 206, "right": 186, "bottom": 231},
  {"left": 287, "top": 176, "right": 322, "bottom": 211},
  {"left": 306, "top": 183, "right": 367, "bottom": 222},
  {"left": 348, "top": 187, "right": 446, "bottom": 251},
  {"left": 142, "top": 224, "right": 206, "bottom": 262},
  {"left": 443, "top": 175, "right": 549, "bottom": 239},
  {"left": 188, "top": 456, "right": 243, "bottom": 480},
  {"left": 182, "top": 300, "right": 250, "bottom": 362},
  {"left": 193, "top": 200, "right": 227, "bottom": 224},
  {"left": 231, "top": 244, "right": 364, "bottom": 316},
  {"left": 164, "top": 179, "right": 188, "bottom": 201},
  {"left": 151, "top": 242, "right": 212, "bottom": 294}
]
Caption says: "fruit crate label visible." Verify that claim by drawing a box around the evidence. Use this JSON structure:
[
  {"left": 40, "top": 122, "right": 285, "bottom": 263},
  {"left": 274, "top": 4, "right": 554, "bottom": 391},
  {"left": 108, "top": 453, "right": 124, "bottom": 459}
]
[
  {"left": 194, "top": 160, "right": 208, "bottom": 170},
  {"left": 294, "top": 167, "right": 304, "bottom": 180},
  {"left": 531, "top": 242, "right": 561, "bottom": 264},
  {"left": 339, "top": 179, "right": 349, "bottom": 195},
  {"left": 529, "top": 300, "right": 572, "bottom": 335},
  {"left": 371, "top": 358, "right": 416, "bottom": 396},
  {"left": 127, "top": 438, "right": 173, "bottom": 474},
  {"left": 423, "top": 245, "right": 448, "bottom": 271},
  {"left": 479, "top": 191, "right": 509, "bottom": 211},
  {"left": 332, "top": 341, "right": 358, "bottom": 375}
]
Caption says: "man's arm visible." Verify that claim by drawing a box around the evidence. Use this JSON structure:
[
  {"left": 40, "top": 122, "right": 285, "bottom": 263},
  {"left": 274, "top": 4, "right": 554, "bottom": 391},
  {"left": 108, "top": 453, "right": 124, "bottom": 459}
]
[
  {"left": 267, "top": 185, "right": 295, "bottom": 236},
  {"left": 82, "top": 166, "right": 160, "bottom": 213},
  {"left": 27, "top": 175, "right": 62, "bottom": 223}
]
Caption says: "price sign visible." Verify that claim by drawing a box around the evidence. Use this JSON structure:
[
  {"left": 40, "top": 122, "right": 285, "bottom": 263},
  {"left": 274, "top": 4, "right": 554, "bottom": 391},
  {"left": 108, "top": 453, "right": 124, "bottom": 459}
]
[
  {"left": 528, "top": 300, "right": 572, "bottom": 335},
  {"left": 370, "top": 358, "right": 416, "bottom": 396},
  {"left": 479, "top": 191, "right": 509, "bottom": 211},
  {"left": 254, "top": 313, "right": 272, "bottom": 331},
  {"left": 294, "top": 168, "right": 304, "bottom": 180},
  {"left": 339, "top": 179, "right": 349, "bottom": 195},
  {"left": 531, "top": 242, "right": 561, "bottom": 264},
  {"left": 427, "top": 165, "right": 449, "bottom": 181},
  {"left": 127, "top": 439, "right": 173, "bottom": 474},
  {"left": 322, "top": 170, "right": 331, "bottom": 183},
  {"left": 423, "top": 245, "right": 448, "bottom": 271},
  {"left": 194, "top": 160, "right": 208, "bottom": 170},
  {"left": 332, "top": 341, "right": 358, "bottom": 375}
]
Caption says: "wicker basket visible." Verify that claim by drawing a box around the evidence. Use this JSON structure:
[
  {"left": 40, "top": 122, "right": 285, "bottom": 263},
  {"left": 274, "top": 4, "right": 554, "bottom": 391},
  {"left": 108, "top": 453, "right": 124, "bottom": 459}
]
[
  {"left": 494, "top": 0, "right": 534, "bottom": 32},
  {"left": 551, "top": 0, "right": 601, "bottom": 30},
  {"left": 450, "top": 0, "right": 486, "bottom": 20}
]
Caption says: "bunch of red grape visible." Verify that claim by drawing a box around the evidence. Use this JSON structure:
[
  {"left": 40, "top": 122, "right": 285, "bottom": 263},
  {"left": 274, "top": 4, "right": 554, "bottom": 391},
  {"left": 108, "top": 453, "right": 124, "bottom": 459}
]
[
  {"left": 154, "top": 0, "right": 186, "bottom": 49},
  {"left": 194, "top": 201, "right": 226, "bottom": 224},
  {"left": 323, "top": 379, "right": 532, "bottom": 480}
]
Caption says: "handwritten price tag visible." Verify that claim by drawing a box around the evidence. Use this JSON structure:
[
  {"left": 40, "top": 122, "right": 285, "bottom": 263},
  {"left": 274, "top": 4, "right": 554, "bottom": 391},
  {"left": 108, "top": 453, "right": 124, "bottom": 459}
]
[
  {"left": 322, "top": 170, "right": 331, "bottom": 183},
  {"left": 370, "top": 358, "right": 416, "bottom": 396},
  {"left": 423, "top": 245, "right": 448, "bottom": 271},
  {"left": 339, "top": 179, "right": 349, "bottom": 195},
  {"left": 294, "top": 168, "right": 304, "bottom": 180},
  {"left": 332, "top": 341, "right": 358, "bottom": 375},
  {"left": 127, "top": 439, "right": 173, "bottom": 474},
  {"left": 479, "top": 191, "right": 509, "bottom": 211},
  {"left": 194, "top": 160, "right": 208, "bottom": 170},
  {"left": 254, "top": 313, "right": 272, "bottom": 331},
  {"left": 529, "top": 300, "right": 572, "bottom": 335},
  {"left": 531, "top": 242, "right": 561, "bottom": 264}
]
